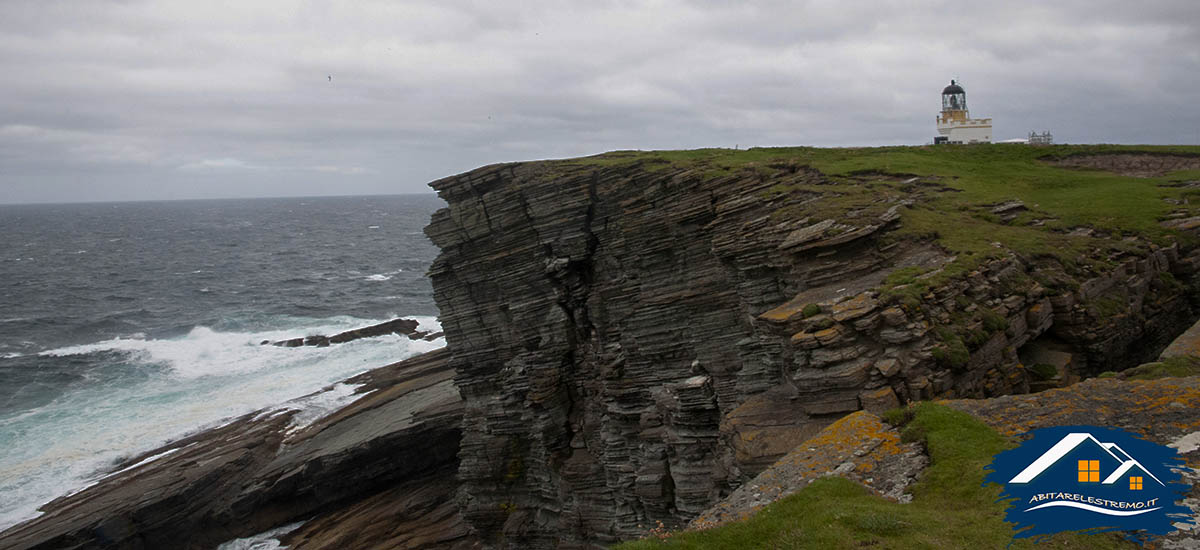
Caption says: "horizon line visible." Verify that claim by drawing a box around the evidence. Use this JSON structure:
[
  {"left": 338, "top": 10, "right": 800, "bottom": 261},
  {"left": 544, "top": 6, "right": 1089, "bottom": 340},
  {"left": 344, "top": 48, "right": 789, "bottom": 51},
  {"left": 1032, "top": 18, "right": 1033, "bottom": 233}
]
[{"left": 0, "top": 190, "right": 442, "bottom": 208}]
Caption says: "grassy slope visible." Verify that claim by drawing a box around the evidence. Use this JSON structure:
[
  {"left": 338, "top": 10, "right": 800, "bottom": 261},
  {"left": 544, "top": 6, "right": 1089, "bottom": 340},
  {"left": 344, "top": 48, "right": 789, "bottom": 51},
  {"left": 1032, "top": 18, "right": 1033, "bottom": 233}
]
[
  {"left": 1119, "top": 356, "right": 1200, "bottom": 380},
  {"left": 575, "top": 144, "right": 1200, "bottom": 282},
  {"left": 614, "top": 403, "right": 1137, "bottom": 549}
]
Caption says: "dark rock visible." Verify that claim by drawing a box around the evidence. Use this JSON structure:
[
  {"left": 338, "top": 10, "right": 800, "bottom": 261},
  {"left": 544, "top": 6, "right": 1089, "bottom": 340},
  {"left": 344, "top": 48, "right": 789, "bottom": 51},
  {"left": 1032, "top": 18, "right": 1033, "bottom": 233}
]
[{"left": 265, "top": 318, "right": 429, "bottom": 348}]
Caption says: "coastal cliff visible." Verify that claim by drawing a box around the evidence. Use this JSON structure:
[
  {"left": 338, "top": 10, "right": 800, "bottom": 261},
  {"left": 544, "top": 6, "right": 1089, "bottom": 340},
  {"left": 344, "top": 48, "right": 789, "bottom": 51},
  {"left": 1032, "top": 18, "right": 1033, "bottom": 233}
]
[
  {"left": 425, "top": 145, "right": 1200, "bottom": 547},
  {"left": 4, "top": 145, "right": 1200, "bottom": 550}
]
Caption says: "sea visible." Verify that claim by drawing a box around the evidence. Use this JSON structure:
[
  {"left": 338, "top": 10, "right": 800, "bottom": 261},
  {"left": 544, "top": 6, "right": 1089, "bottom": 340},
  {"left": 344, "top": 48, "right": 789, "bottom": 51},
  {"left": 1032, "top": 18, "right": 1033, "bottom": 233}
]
[{"left": 0, "top": 194, "right": 447, "bottom": 533}]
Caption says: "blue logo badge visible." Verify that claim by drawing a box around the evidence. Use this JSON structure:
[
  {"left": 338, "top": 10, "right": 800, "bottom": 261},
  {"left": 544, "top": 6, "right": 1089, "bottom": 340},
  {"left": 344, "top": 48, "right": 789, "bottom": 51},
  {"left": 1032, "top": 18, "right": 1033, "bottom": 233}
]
[{"left": 985, "top": 425, "right": 1194, "bottom": 539}]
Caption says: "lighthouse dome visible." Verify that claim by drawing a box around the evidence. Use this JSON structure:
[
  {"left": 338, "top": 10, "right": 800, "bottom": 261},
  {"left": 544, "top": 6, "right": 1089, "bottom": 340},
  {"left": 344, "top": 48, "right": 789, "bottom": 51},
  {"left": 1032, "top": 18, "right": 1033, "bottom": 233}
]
[{"left": 942, "top": 80, "right": 965, "bottom": 95}]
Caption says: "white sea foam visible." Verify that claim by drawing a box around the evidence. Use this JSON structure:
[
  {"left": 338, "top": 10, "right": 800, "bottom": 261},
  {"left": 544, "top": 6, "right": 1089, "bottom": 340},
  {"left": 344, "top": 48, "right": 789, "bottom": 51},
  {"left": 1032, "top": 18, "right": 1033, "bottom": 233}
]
[
  {"left": 216, "top": 521, "right": 306, "bottom": 550},
  {"left": 280, "top": 383, "right": 370, "bottom": 433},
  {"left": 1, "top": 315, "right": 444, "bottom": 531},
  {"left": 364, "top": 268, "right": 404, "bottom": 282},
  {"left": 101, "top": 445, "right": 189, "bottom": 481}
]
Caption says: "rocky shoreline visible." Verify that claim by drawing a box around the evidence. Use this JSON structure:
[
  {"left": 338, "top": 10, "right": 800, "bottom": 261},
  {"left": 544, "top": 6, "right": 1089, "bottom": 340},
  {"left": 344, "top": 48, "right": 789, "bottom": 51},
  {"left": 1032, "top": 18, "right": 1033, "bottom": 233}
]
[{"left": 0, "top": 344, "right": 477, "bottom": 550}]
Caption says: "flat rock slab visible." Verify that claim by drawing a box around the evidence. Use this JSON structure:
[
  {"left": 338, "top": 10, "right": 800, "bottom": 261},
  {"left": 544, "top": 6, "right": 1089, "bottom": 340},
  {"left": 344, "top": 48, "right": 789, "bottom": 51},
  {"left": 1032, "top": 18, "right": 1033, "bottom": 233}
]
[{"left": 1161, "top": 317, "right": 1200, "bottom": 360}]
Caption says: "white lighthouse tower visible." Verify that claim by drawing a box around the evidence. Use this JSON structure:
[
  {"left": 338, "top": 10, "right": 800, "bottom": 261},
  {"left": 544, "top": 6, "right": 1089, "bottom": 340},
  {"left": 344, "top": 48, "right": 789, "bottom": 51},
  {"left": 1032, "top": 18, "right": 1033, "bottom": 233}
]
[{"left": 935, "top": 80, "right": 992, "bottom": 144}]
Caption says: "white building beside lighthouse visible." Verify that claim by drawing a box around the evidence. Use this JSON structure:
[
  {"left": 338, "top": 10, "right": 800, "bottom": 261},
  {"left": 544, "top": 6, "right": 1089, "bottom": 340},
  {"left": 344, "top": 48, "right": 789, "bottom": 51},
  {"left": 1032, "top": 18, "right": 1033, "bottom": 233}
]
[{"left": 935, "top": 80, "right": 992, "bottom": 144}]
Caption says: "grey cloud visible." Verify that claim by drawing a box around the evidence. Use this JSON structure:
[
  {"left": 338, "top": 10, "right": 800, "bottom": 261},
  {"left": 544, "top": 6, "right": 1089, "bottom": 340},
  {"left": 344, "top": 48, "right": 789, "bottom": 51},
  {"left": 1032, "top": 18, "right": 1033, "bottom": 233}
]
[{"left": 1, "top": 0, "right": 1198, "bottom": 204}]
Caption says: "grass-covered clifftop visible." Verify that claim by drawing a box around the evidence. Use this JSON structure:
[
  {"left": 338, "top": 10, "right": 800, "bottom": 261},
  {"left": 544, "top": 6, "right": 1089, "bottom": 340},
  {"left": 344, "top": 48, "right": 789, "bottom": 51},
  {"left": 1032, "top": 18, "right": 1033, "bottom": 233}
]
[{"left": 572, "top": 144, "right": 1200, "bottom": 285}]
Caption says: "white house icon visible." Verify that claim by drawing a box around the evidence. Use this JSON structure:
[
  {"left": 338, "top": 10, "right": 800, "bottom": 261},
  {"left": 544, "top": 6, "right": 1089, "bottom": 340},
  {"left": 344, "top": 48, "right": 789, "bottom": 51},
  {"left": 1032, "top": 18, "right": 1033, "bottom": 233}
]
[{"left": 1008, "top": 433, "right": 1165, "bottom": 487}]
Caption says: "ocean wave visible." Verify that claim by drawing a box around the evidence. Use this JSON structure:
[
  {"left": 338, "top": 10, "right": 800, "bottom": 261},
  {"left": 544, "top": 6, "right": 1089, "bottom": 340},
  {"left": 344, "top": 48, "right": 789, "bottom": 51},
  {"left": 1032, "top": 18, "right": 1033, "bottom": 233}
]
[
  {"left": 1, "top": 314, "right": 443, "bottom": 532},
  {"left": 37, "top": 315, "right": 441, "bottom": 380}
]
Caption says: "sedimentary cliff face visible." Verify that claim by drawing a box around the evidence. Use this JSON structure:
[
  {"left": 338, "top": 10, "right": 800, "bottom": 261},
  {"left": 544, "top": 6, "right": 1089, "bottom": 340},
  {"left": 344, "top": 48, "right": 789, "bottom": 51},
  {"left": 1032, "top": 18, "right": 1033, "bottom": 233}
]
[{"left": 425, "top": 153, "right": 1200, "bottom": 547}]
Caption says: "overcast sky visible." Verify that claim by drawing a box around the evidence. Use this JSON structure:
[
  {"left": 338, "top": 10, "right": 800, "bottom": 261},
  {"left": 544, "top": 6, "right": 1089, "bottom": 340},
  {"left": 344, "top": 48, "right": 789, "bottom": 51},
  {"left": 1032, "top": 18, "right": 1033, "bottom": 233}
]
[{"left": 1, "top": 1, "right": 1198, "bottom": 204}]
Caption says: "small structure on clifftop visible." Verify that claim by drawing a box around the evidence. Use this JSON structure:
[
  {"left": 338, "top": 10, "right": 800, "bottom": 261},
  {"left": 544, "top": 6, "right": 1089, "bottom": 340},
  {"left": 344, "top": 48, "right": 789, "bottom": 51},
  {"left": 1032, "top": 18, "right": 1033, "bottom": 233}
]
[
  {"left": 934, "top": 79, "right": 992, "bottom": 144},
  {"left": 1028, "top": 130, "right": 1054, "bottom": 145}
]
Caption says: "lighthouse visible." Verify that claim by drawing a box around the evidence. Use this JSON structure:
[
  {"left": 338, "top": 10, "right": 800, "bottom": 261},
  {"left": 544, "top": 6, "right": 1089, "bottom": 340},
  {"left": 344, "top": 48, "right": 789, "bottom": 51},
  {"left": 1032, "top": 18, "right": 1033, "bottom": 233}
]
[{"left": 934, "top": 80, "right": 992, "bottom": 144}]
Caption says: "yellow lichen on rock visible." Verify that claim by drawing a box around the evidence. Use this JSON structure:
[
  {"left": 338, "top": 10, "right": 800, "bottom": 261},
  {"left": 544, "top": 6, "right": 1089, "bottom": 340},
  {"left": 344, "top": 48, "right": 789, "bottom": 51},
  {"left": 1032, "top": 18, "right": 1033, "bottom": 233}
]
[{"left": 691, "top": 410, "right": 926, "bottom": 531}]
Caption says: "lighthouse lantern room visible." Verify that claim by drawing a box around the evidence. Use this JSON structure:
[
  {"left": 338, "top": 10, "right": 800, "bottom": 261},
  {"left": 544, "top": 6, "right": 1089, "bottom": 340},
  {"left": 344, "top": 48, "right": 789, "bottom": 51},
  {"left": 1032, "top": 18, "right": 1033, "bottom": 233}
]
[{"left": 935, "top": 80, "right": 992, "bottom": 144}]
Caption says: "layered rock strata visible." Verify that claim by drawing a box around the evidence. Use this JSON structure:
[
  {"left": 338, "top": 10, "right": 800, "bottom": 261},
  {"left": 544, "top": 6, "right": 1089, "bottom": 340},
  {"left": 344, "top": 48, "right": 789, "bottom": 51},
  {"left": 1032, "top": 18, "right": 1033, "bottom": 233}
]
[
  {"left": 0, "top": 349, "right": 475, "bottom": 550},
  {"left": 425, "top": 157, "right": 1200, "bottom": 547}
]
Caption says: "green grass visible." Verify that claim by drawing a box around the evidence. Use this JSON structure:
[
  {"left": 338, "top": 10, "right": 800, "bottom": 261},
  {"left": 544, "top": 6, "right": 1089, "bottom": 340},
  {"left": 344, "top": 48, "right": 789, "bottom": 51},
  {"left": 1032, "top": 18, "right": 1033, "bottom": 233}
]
[
  {"left": 931, "top": 327, "right": 970, "bottom": 370},
  {"left": 1026, "top": 363, "right": 1060, "bottom": 380},
  {"left": 1122, "top": 356, "right": 1200, "bottom": 380},
  {"left": 568, "top": 145, "right": 1200, "bottom": 281},
  {"left": 613, "top": 403, "right": 1138, "bottom": 550},
  {"left": 1089, "top": 296, "right": 1128, "bottom": 318}
]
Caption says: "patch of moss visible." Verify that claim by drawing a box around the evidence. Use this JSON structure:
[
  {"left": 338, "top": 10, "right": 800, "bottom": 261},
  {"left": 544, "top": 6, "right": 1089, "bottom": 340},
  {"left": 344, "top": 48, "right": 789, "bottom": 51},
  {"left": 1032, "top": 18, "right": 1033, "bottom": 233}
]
[
  {"left": 883, "top": 266, "right": 929, "bottom": 286},
  {"left": 981, "top": 308, "right": 1009, "bottom": 333},
  {"left": 881, "top": 406, "right": 914, "bottom": 428},
  {"left": 1157, "top": 271, "right": 1184, "bottom": 292},
  {"left": 899, "top": 423, "right": 927, "bottom": 444},
  {"left": 931, "top": 327, "right": 970, "bottom": 369},
  {"left": 614, "top": 402, "right": 1137, "bottom": 549},
  {"left": 811, "top": 317, "right": 835, "bottom": 331},
  {"left": 801, "top": 303, "right": 822, "bottom": 318},
  {"left": 879, "top": 281, "right": 928, "bottom": 313},
  {"left": 1123, "top": 356, "right": 1200, "bottom": 380},
  {"left": 1089, "top": 295, "right": 1127, "bottom": 318},
  {"left": 1027, "top": 363, "right": 1059, "bottom": 380}
]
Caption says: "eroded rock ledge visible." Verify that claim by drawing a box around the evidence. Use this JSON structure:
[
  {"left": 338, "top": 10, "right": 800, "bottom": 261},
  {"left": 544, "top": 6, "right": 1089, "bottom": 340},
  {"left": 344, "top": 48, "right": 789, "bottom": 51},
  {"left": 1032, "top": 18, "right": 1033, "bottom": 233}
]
[{"left": 424, "top": 157, "right": 1200, "bottom": 547}]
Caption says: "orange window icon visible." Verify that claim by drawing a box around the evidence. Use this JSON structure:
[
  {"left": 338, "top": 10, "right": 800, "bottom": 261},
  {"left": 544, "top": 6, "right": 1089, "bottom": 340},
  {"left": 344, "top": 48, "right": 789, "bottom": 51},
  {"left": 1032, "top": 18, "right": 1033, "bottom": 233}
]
[
  {"left": 1077, "top": 460, "right": 1100, "bottom": 482},
  {"left": 1130, "top": 476, "right": 1143, "bottom": 490}
]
